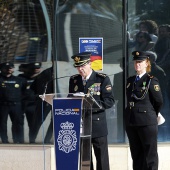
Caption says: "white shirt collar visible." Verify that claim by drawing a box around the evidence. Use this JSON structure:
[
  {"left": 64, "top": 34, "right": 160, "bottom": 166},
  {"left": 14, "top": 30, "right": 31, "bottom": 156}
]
[
  {"left": 137, "top": 71, "right": 146, "bottom": 78},
  {"left": 82, "top": 70, "right": 92, "bottom": 80}
]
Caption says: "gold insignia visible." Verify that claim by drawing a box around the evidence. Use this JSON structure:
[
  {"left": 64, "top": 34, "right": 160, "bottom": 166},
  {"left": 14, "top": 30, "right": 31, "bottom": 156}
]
[
  {"left": 154, "top": 85, "right": 160, "bottom": 91},
  {"left": 126, "top": 83, "right": 130, "bottom": 88},
  {"left": 97, "top": 73, "right": 106, "bottom": 78},
  {"left": 105, "top": 85, "right": 112, "bottom": 91},
  {"left": 136, "top": 52, "right": 139, "bottom": 56},
  {"left": 15, "top": 84, "right": 19, "bottom": 88},
  {"left": 74, "top": 57, "right": 80, "bottom": 63},
  {"left": 74, "top": 85, "right": 78, "bottom": 91}
]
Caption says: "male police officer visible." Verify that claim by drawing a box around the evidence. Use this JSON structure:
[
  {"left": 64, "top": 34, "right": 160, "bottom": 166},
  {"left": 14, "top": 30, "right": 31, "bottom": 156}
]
[
  {"left": 69, "top": 52, "right": 115, "bottom": 170},
  {"left": 0, "top": 62, "right": 27, "bottom": 143},
  {"left": 18, "top": 62, "right": 42, "bottom": 143}
]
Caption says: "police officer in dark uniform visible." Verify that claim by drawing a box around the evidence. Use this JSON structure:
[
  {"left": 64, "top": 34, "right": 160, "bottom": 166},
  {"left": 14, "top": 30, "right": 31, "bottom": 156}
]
[
  {"left": 18, "top": 62, "right": 42, "bottom": 143},
  {"left": 125, "top": 51, "right": 163, "bottom": 170},
  {"left": 30, "top": 66, "right": 53, "bottom": 143},
  {"left": 69, "top": 52, "right": 115, "bottom": 170},
  {"left": 0, "top": 62, "right": 27, "bottom": 143}
]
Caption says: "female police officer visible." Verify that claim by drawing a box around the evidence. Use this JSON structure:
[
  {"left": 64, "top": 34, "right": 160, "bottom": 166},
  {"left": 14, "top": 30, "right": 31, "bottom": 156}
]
[{"left": 125, "top": 51, "right": 163, "bottom": 170}]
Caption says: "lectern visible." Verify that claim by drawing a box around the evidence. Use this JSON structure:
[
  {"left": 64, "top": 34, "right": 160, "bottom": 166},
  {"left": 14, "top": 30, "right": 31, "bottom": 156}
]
[{"left": 40, "top": 93, "right": 101, "bottom": 170}]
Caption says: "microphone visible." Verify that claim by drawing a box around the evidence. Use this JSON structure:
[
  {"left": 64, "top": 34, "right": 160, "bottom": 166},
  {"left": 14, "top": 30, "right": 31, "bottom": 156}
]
[{"left": 42, "top": 75, "right": 70, "bottom": 101}]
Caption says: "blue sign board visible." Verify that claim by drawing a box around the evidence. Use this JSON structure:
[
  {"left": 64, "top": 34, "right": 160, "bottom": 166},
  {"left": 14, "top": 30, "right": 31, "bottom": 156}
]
[{"left": 53, "top": 98, "right": 82, "bottom": 170}]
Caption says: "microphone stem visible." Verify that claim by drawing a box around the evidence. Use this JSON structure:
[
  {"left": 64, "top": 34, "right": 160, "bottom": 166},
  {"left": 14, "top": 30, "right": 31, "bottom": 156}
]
[{"left": 42, "top": 84, "right": 48, "bottom": 101}]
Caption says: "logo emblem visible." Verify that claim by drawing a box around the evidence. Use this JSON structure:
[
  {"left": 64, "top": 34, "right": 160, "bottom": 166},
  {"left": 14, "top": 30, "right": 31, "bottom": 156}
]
[
  {"left": 57, "top": 121, "right": 77, "bottom": 153},
  {"left": 154, "top": 85, "right": 160, "bottom": 91},
  {"left": 74, "top": 57, "right": 80, "bottom": 63}
]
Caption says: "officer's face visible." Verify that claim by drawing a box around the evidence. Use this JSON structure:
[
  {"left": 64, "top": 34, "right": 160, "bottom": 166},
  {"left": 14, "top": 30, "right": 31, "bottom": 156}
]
[
  {"left": 134, "top": 60, "right": 148, "bottom": 74},
  {"left": 76, "top": 62, "right": 92, "bottom": 78},
  {"left": 1, "top": 67, "right": 14, "bottom": 75},
  {"left": 159, "top": 27, "right": 169, "bottom": 38},
  {"left": 139, "top": 24, "right": 148, "bottom": 32}
]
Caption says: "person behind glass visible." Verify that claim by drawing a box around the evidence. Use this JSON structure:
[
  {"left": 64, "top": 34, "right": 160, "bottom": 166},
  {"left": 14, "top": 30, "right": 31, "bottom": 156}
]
[
  {"left": 125, "top": 51, "right": 163, "bottom": 170},
  {"left": 69, "top": 52, "right": 115, "bottom": 170},
  {"left": 133, "top": 31, "right": 155, "bottom": 51},
  {"left": 18, "top": 62, "right": 42, "bottom": 143},
  {"left": 138, "top": 20, "right": 158, "bottom": 43},
  {"left": 154, "top": 24, "right": 170, "bottom": 65},
  {"left": 0, "top": 62, "right": 27, "bottom": 143}
]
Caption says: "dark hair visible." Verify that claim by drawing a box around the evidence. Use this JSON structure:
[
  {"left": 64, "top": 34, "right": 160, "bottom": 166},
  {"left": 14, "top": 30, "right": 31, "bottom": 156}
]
[{"left": 139, "top": 20, "right": 158, "bottom": 34}]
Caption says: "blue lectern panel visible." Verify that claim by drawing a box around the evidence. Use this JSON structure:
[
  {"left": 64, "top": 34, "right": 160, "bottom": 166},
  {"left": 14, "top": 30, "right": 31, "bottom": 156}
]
[{"left": 53, "top": 98, "right": 82, "bottom": 170}]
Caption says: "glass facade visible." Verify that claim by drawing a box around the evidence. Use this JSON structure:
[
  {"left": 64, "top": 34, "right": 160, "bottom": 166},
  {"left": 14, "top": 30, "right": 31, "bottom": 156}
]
[
  {"left": 55, "top": 0, "right": 124, "bottom": 144},
  {"left": 0, "top": 0, "right": 170, "bottom": 144}
]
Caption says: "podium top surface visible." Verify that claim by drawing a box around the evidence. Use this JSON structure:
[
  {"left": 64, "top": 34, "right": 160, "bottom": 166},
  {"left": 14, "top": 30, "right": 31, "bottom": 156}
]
[{"left": 39, "top": 93, "right": 102, "bottom": 109}]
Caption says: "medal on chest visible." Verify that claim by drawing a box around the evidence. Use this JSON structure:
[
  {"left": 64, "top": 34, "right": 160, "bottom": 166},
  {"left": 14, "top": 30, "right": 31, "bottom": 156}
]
[{"left": 88, "top": 83, "right": 101, "bottom": 95}]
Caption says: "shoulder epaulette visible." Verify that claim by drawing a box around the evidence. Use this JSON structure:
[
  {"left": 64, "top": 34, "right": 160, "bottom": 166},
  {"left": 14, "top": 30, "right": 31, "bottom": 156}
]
[
  {"left": 148, "top": 74, "right": 154, "bottom": 79},
  {"left": 97, "top": 72, "right": 107, "bottom": 78},
  {"left": 128, "top": 75, "right": 135, "bottom": 80},
  {"left": 70, "top": 74, "right": 79, "bottom": 79}
]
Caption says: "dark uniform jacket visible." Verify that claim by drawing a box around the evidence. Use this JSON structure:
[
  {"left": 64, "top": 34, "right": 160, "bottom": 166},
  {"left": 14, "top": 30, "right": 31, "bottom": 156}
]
[
  {"left": 0, "top": 74, "right": 27, "bottom": 103},
  {"left": 125, "top": 73, "right": 163, "bottom": 126},
  {"left": 69, "top": 70, "right": 115, "bottom": 138},
  {"left": 18, "top": 74, "right": 37, "bottom": 107},
  {"left": 30, "top": 67, "right": 53, "bottom": 95}
]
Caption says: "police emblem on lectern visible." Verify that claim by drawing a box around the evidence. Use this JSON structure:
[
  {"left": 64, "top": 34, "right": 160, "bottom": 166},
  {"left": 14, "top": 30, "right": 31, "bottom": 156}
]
[{"left": 57, "top": 121, "right": 77, "bottom": 153}]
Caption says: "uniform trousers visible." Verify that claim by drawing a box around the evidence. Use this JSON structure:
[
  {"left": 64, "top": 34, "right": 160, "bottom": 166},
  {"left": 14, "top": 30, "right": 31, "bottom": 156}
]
[
  {"left": 91, "top": 136, "right": 110, "bottom": 170},
  {"left": 126, "top": 125, "right": 158, "bottom": 170},
  {"left": 0, "top": 103, "right": 24, "bottom": 143},
  {"left": 24, "top": 104, "right": 36, "bottom": 143},
  {"left": 30, "top": 99, "right": 52, "bottom": 143}
]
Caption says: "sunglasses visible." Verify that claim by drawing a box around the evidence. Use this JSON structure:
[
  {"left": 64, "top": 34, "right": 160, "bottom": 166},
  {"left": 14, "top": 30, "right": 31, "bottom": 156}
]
[{"left": 138, "top": 35, "right": 144, "bottom": 38}]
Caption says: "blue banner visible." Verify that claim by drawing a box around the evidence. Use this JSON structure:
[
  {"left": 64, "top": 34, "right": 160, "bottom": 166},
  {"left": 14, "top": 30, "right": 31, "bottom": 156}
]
[{"left": 53, "top": 98, "right": 82, "bottom": 170}]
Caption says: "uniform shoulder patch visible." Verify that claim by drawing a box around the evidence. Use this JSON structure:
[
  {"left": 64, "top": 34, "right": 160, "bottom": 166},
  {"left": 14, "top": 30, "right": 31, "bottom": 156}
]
[
  {"left": 97, "top": 73, "right": 107, "bottom": 78},
  {"left": 70, "top": 74, "right": 79, "bottom": 79},
  {"left": 154, "top": 85, "right": 160, "bottom": 91},
  {"left": 105, "top": 85, "right": 112, "bottom": 91}
]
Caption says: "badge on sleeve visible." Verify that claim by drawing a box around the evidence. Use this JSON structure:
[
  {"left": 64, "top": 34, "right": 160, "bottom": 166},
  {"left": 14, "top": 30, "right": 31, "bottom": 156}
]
[
  {"left": 154, "top": 85, "right": 160, "bottom": 91},
  {"left": 74, "top": 85, "right": 78, "bottom": 91},
  {"left": 105, "top": 85, "right": 112, "bottom": 92},
  {"left": 15, "top": 84, "right": 19, "bottom": 88}
]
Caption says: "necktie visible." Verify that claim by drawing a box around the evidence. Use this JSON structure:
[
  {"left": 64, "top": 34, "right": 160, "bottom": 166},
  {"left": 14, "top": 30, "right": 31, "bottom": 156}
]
[
  {"left": 135, "top": 75, "right": 140, "bottom": 82},
  {"left": 83, "top": 79, "right": 86, "bottom": 86}
]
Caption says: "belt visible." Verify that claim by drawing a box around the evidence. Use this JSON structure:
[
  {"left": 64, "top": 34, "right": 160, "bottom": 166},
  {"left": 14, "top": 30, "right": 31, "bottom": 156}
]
[
  {"left": 128, "top": 102, "right": 149, "bottom": 109},
  {"left": 129, "top": 102, "right": 134, "bottom": 107}
]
